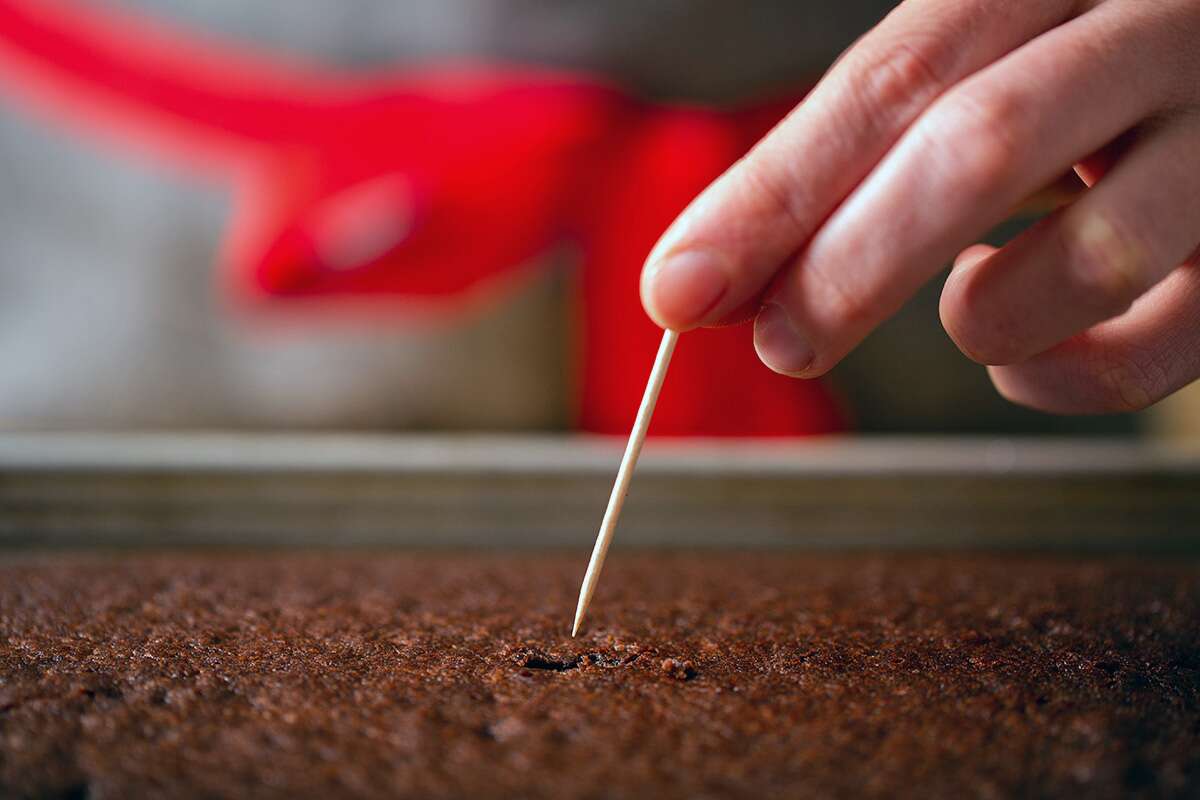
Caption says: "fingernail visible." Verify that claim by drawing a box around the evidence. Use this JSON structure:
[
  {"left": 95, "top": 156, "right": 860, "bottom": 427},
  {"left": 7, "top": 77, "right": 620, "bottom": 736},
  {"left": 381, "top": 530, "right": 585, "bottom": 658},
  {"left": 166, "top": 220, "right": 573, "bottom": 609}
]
[
  {"left": 642, "top": 250, "right": 729, "bottom": 329},
  {"left": 754, "top": 303, "right": 814, "bottom": 376}
]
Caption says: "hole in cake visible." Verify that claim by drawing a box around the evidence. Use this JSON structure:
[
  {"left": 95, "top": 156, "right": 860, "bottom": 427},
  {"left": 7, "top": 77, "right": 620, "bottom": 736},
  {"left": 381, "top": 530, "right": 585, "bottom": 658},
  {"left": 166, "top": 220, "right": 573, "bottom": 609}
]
[
  {"left": 522, "top": 654, "right": 581, "bottom": 672},
  {"left": 58, "top": 782, "right": 90, "bottom": 800},
  {"left": 511, "top": 648, "right": 635, "bottom": 673},
  {"left": 78, "top": 685, "right": 124, "bottom": 702}
]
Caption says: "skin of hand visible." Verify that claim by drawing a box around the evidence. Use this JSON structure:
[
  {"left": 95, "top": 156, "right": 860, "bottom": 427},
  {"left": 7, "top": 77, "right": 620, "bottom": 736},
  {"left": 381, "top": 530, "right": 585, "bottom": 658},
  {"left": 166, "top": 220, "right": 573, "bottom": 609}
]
[{"left": 640, "top": 0, "right": 1200, "bottom": 414}]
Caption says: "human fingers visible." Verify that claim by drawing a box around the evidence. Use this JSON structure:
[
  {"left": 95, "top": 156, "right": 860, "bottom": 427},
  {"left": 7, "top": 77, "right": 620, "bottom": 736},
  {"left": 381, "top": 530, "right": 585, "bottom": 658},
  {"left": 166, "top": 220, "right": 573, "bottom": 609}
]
[
  {"left": 941, "top": 115, "right": 1200, "bottom": 366},
  {"left": 754, "top": 0, "right": 1183, "bottom": 377},
  {"left": 986, "top": 263, "right": 1200, "bottom": 414},
  {"left": 639, "top": 0, "right": 1078, "bottom": 332}
]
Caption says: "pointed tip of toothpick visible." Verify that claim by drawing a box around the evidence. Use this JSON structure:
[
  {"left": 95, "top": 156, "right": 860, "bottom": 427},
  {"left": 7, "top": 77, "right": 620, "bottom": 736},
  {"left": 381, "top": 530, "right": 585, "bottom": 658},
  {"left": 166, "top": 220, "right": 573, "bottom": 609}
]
[{"left": 571, "top": 600, "right": 586, "bottom": 637}]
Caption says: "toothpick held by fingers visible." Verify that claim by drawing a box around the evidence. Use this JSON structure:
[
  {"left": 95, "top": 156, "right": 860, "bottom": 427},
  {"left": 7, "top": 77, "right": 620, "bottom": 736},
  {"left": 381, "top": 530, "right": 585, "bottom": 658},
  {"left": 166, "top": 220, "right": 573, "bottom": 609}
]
[{"left": 572, "top": 328, "right": 679, "bottom": 637}]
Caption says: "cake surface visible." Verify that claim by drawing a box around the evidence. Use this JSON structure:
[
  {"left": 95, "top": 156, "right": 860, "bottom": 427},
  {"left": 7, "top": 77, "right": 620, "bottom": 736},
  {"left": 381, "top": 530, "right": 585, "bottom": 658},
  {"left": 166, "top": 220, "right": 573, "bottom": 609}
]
[{"left": 2, "top": 553, "right": 1198, "bottom": 799}]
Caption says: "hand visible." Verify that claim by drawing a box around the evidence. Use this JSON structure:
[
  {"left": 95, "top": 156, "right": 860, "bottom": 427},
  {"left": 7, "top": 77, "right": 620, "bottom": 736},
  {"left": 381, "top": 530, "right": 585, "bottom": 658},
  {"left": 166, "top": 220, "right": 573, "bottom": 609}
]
[{"left": 640, "top": 0, "right": 1200, "bottom": 414}]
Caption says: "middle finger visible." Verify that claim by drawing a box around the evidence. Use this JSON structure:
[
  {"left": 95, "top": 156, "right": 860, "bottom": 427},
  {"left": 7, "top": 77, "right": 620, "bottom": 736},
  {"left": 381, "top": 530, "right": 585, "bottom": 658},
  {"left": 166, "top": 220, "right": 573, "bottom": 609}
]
[{"left": 755, "top": 0, "right": 1172, "bottom": 377}]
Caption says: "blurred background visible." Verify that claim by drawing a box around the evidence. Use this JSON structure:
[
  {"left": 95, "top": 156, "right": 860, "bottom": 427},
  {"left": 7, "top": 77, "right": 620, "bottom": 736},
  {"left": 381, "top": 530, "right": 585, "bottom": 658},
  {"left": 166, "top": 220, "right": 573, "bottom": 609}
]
[{"left": 1, "top": 0, "right": 1197, "bottom": 440}]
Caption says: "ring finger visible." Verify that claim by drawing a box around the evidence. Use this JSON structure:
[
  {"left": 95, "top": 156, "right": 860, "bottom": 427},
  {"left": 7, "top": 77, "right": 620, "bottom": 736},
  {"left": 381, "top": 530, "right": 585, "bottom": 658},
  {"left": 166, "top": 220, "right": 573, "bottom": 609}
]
[{"left": 940, "top": 115, "right": 1200, "bottom": 365}]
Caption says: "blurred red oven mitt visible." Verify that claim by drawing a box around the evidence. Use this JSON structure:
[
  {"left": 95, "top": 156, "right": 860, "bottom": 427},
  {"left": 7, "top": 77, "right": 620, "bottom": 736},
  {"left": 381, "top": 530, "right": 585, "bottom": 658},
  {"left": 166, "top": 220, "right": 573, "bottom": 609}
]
[{"left": 0, "top": 0, "right": 844, "bottom": 436}]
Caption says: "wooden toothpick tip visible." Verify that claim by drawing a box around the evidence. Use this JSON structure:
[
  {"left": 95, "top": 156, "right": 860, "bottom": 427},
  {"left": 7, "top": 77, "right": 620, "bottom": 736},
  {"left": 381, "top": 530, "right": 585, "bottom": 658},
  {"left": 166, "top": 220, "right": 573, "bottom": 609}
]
[{"left": 572, "top": 328, "right": 679, "bottom": 637}]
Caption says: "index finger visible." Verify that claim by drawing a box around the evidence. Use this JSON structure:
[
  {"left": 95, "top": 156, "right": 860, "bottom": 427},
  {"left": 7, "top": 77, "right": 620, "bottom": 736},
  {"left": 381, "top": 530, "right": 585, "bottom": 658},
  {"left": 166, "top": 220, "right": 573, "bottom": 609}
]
[{"left": 640, "top": 0, "right": 1077, "bottom": 331}]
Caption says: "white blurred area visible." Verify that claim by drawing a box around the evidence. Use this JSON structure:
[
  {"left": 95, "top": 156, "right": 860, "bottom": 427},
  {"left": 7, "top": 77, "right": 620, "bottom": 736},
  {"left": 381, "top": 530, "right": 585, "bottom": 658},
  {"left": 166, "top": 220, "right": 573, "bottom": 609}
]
[{"left": 0, "top": 101, "right": 572, "bottom": 430}]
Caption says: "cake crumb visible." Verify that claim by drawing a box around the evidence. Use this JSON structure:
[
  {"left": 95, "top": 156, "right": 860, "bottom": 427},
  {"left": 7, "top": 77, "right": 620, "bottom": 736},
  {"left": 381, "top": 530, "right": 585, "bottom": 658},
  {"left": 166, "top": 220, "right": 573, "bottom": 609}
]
[{"left": 660, "top": 658, "right": 697, "bottom": 681}]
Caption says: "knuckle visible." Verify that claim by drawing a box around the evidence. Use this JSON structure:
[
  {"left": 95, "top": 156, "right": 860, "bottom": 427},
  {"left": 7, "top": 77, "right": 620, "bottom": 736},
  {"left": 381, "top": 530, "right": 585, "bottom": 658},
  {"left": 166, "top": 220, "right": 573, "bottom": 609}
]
[
  {"left": 842, "top": 39, "right": 947, "bottom": 125},
  {"left": 737, "top": 154, "right": 809, "bottom": 238},
  {"left": 925, "top": 89, "right": 1026, "bottom": 193},
  {"left": 1056, "top": 212, "right": 1147, "bottom": 315}
]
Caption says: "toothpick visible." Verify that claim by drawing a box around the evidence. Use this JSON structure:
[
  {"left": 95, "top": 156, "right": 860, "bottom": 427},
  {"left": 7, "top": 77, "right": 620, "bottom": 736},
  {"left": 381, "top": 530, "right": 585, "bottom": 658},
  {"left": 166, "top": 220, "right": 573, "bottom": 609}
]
[{"left": 572, "top": 328, "right": 679, "bottom": 637}]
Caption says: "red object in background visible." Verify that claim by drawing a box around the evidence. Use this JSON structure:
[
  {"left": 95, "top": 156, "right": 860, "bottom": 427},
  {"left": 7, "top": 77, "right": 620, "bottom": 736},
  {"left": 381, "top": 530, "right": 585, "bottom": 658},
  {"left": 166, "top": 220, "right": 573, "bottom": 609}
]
[
  {"left": 577, "top": 108, "right": 844, "bottom": 436},
  {"left": 0, "top": 0, "right": 844, "bottom": 436}
]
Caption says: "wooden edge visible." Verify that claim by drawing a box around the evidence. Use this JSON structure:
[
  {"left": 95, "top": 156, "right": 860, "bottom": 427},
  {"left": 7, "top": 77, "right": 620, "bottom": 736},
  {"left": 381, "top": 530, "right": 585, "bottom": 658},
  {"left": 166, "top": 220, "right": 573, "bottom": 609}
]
[{"left": 1, "top": 433, "right": 1198, "bottom": 551}]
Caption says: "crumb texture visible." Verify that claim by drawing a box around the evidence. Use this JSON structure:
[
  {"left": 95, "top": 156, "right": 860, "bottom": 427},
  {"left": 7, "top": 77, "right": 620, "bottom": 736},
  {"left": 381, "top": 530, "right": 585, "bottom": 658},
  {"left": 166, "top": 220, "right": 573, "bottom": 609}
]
[{"left": 1, "top": 553, "right": 1198, "bottom": 799}]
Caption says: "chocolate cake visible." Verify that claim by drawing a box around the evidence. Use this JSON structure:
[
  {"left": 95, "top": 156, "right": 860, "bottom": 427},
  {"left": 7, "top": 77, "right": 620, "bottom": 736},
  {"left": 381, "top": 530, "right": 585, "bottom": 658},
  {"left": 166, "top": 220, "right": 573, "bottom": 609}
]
[{"left": 2, "top": 553, "right": 1198, "bottom": 798}]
